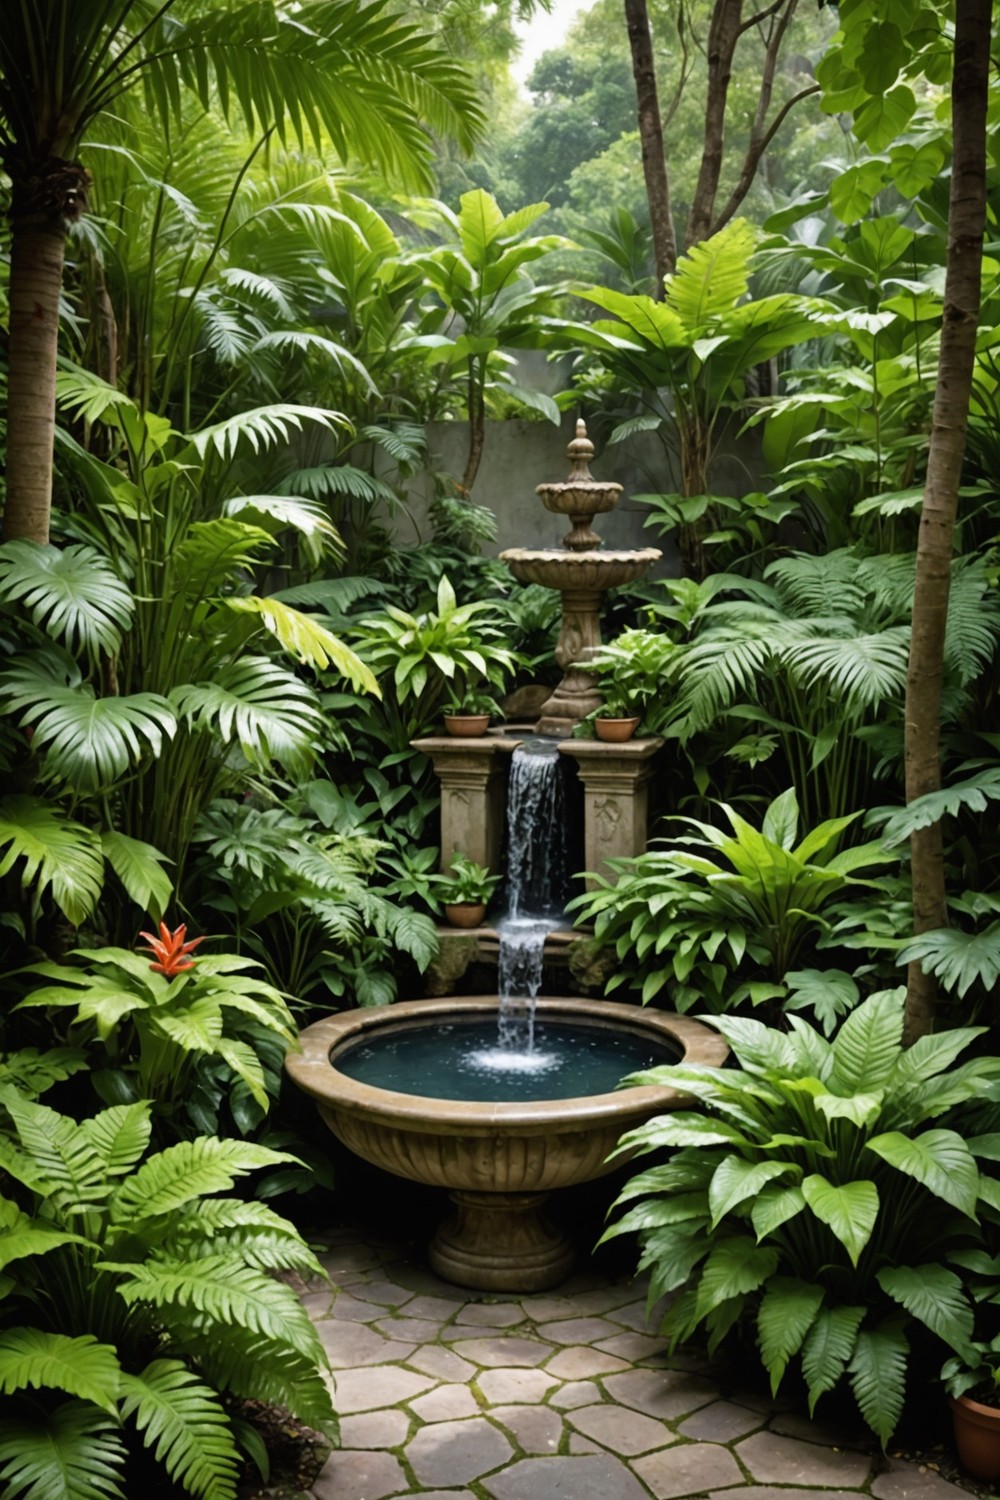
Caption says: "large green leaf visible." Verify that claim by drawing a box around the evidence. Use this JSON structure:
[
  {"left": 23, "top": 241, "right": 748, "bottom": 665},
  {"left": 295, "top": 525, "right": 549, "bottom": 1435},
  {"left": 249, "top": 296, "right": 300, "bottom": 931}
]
[
  {"left": 0, "top": 1330, "right": 121, "bottom": 1416},
  {"left": 0, "top": 796, "right": 104, "bottom": 927},
  {"left": 664, "top": 219, "right": 757, "bottom": 329},
  {"left": 898, "top": 925, "right": 1000, "bottom": 1000},
  {"left": 100, "top": 831, "right": 173, "bottom": 922},
  {"left": 1, "top": 665, "right": 176, "bottom": 793},
  {"left": 751, "top": 1184, "right": 806, "bottom": 1241},
  {"left": 828, "top": 990, "right": 904, "bottom": 1093},
  {"left": 801, "top": 1176, "right": 879, "bottom": 1266},
  {"left": 708, "top": 1156, "right": 794, "bottom": 1227},
  {"left": 119, "top": 1360, "right": 239, "bottom": 1500},
  {"left": 865, "top": 1128, "right": 979, "bottom": 1217},
  {"left": 223, "top": 597, "right": 377, "bottom": 691},
  {"left": 801, "top": 1304, "right": 866, "bottom": 1414},
  {"left": 79, "top": 1105, "right": 153, "bottom": 1179},
  {"left": 0, "top": 1401, "right": 126, "bottom": 1500},
  {"left": 877, "top": 1265, "right": 975, "bottom": 1358},
  {"left": 848, "top": 1323, "right": 909, "bottom": 1444},
  {"left": 694, "top": 1236, "right": 779, "bottom": 1317},
  {"left": 0, "top": 542, "right": 133, "bottom": 661},
  {"left": 757, "top": 1278, "right": 824, "bottom": 1395},
  {"left": 172, "top": 657, "right": 323, "bottom": 778}
]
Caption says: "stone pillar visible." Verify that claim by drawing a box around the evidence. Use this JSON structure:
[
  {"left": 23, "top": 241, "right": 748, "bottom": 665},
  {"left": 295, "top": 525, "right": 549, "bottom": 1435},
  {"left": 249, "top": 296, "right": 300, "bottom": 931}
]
[
  {"left": 559, "top": 737, "right": 662, "bottom": 885},
  {"left": 411, "top": 736, "right": 520, "bottom": 873}
]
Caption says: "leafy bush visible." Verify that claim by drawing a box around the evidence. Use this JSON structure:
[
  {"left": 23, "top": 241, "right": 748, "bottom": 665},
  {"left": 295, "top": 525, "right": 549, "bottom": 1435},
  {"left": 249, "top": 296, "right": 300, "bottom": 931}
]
[
  {"left": 606, "top": 990, "right": 1000, "bottom": 1443},
  {"left": 570, "top": 787, "right": 893, "bottom": 1014},
  {"left": 0, "top": 1090, "right": 336, "bottom": 1500}
]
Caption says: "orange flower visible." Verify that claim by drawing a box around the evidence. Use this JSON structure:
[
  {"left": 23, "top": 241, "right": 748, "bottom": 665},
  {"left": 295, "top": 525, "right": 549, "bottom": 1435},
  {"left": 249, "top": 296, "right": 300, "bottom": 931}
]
[{"left": 138, "top": 921, "right": 205, "bottom": 977}]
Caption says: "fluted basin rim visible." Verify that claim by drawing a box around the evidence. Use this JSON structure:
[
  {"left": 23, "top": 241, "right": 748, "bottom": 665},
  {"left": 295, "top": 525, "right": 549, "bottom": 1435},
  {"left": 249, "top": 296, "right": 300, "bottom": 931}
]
[{"left": 286, "top": 995, "right": 727, "bottom": 1136}]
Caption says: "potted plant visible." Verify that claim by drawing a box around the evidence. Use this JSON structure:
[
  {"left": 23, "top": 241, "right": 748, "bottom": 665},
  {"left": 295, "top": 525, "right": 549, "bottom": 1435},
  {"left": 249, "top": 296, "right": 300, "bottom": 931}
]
[
  {"left": 944, "top": 1333, "right": 1000, "bottom": 1478},
  {"left": 437, "top": 852, "right": 501, "bottom": 927},
  {"left": 585, "top": 628, "right": 677, "bottom": 742},
  {"left": 443, "top": 688, "right": 502, "bottom": 738}
]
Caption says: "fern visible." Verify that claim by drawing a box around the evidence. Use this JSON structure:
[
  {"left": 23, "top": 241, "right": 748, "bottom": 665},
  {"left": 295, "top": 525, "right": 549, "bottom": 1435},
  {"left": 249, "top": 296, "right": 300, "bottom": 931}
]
[
  {"left": 119, "top": 1361, "right": 240, "bottom": 1500},
  {"left": 0, "top": 1330, "right": 121, "bottom": 1415},
  {"left": 0, "top": 1402, "right": 127, "bottom": 1500},
  {"left": 110, "top": 1137, "right": 292, "bottom": 1224}
]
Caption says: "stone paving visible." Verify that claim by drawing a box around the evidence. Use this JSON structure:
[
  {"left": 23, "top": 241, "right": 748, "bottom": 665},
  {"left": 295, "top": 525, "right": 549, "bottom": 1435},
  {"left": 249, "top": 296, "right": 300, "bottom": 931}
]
[{"left": 300, "top": 1226, "right": 969, "bottom": 1500}]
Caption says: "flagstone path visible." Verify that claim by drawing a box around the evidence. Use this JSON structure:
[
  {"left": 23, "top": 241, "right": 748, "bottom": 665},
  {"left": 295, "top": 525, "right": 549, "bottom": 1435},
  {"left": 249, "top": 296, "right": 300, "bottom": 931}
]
[{"left": 300, "top": 1225, "right": 970, "bottom": 1500}]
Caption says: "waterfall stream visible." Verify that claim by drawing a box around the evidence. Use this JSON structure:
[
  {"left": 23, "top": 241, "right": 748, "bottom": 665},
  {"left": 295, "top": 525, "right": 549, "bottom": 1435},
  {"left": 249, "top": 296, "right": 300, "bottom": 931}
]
[{"left": 488, "top": 739, "right": 571, "bottom": 1062}]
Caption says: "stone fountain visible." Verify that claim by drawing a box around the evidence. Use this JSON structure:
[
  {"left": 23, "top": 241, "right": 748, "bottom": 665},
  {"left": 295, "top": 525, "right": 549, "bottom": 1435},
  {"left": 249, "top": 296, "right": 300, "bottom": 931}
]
[{"left": 501, "top": 418, "right": 661, "bottom": 736}]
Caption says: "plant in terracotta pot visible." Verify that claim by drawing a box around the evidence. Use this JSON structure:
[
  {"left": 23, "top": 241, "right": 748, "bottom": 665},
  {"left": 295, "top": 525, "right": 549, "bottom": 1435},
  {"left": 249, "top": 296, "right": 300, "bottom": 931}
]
[
  {"left": 943, "top": 1261, "right": 1000, "bottom": 1481},
  {"left": 442, "top": 688, "right": 502, "bottom": 738},
  {"left": 585, "top": 628, "right": 677, "bottom": 741},
  {"left": 437, "top": 853, "right": 501, "bottom": 927}
]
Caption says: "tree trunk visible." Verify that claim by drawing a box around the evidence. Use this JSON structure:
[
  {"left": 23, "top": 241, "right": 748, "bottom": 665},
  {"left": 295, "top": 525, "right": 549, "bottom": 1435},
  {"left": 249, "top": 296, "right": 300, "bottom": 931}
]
[
  {"left": 461, "top": 362, "right": 487, "bottom": 496},
  {"left": 686, "top": 0, "right": 742, "bottom": 248},
  {"left": 623, "top": 0, "right": 676, "bottom": 291},
  {"left": 903, "top": 0, "right": 991, "bottom": 1043},
  {"left": 3, "top": 158, "right": 89, "bottom": 545}
]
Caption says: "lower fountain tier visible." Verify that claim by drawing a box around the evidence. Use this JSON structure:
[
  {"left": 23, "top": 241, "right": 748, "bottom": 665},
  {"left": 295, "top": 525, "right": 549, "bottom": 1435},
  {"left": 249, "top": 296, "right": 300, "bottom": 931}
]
[
  {"left": 287, "top": 995, "right": 727, "bottom": 1290},
  {"left": 500, "top": 547, "right": 662, "bottom": 592}
]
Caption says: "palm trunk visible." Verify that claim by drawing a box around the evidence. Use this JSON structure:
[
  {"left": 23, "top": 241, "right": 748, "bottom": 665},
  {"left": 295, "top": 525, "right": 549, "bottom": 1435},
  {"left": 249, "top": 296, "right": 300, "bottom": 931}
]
[
  {"left": 461, "top": 361, "right": 487, "bottom": 496},
  {"left": 903, "top": 0, "right": 991, "bottom": 1043},
  {"left": 623, "top": 0, "right": 676, "bottom": 291},
  {"left": 4, "top": 159, "right": 89, "bottom": 545}
]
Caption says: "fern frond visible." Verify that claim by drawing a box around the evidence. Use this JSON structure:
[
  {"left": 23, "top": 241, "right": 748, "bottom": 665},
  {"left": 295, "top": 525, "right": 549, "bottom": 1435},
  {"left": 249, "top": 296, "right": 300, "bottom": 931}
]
[
  {"left": 110, "top": 1138, "right": 293, "bottom": 1225},
  {"left": 0, "top": 1402, "right": 126, "bottom": 1500},
  {"left": 169, "top": 1318, "right": 336, "bottom": 1434},
  {"left": 0, "top": 1330, "right": 121, "bottom": 1416},
  {"left": 119, "top": 1360, "right": 239, "bottom": 1500}
]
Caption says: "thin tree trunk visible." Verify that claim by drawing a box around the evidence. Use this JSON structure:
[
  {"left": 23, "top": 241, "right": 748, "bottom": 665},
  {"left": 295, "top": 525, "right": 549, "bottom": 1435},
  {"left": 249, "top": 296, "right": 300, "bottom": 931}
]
[
  {"left": 686, "top": 0, "right": 741, "bottom": 248},
  {"left": 4, "top": 215, "right": 67, "bottom": 543},
  {"left": 4, "top": 158, "right": 89, "bottom": 545},
  {"left": 623, "top": 0, "right": 677, "bottom": 291},
  {"left": 461, "top": 362, "right": 487, "bottom": 496},
  {"left": 903, "top": 0, "right": 991, "bottom": 1043}
]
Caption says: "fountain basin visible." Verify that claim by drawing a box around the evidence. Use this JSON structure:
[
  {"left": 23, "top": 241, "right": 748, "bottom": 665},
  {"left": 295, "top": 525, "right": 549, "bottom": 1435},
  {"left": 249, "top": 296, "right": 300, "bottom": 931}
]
[
  {"left": 287, "top": 995, "right": 727, "bottom": 1291},
  {"left": 501, "top": 546, "right": 661, "bottom": 593}
]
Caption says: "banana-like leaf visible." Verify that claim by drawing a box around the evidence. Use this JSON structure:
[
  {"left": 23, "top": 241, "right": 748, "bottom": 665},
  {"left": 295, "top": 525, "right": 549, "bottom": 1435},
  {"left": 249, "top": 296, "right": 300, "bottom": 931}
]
[
  {"left": 0, "top": 796, "right": 104, "bottom": 928},
  {"left": 0, "top": 542, "right": 133, "bottom": 660},
  {"left": 0, "top": 1329, "right": 121, "bottom": 1416},
  {"left": 0, "top": 1401, "right": 127, "bottom": 1500},
  {"left": 222, "top": 598, "right": 377, "bottom": 692}
]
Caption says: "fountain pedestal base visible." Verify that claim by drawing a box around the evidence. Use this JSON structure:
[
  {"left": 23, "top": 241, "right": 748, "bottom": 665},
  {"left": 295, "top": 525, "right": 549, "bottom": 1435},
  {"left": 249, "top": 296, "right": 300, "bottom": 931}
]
[{"left": 430, "top": 1189, "right": 575, "bottom": 1292}]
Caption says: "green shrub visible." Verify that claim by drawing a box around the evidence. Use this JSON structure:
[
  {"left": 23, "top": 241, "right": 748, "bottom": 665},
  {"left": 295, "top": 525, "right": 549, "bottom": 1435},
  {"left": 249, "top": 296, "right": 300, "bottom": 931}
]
[
  {"left": 0, "top": 1089, "right": 336, "bottom": 1500},
  {"left": 605, "top": 989, "right": 1000, "bottom": 1443}
]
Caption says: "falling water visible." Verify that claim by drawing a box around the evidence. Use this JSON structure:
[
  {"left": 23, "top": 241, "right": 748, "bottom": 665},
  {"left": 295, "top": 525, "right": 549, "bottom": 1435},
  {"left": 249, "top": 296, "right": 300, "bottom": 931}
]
[{"left": 471, "top": 740, "right": 571, "bottom": 1074}]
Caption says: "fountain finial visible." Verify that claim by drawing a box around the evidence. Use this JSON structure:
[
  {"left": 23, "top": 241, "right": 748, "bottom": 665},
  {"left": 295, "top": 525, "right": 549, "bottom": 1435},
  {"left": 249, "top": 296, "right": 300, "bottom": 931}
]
[{"left": 565, "top": 418, "right": 595, "bottom": 480}]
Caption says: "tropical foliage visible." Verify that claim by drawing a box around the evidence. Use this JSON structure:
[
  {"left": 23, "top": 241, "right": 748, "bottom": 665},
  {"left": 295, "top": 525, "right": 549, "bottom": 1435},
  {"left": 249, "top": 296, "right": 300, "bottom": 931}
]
[{"left": 606, "top": 991, "right": 1000, "bottom": 1444}]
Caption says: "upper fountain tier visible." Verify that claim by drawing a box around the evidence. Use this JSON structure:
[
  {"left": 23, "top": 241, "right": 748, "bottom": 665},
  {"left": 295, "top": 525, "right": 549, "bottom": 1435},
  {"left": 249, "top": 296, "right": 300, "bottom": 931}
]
[{"left": 500, "top": 417, "right": 660, "bottom": 593}]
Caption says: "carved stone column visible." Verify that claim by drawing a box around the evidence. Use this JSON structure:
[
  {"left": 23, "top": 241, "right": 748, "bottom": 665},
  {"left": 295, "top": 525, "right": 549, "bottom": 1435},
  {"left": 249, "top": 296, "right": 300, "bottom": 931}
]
[
  {"left": 411, "top": 735, "right": 519, "bottom": 872},
  {"left": 559, "top": 737, "right": 662, "bottom": 885}
]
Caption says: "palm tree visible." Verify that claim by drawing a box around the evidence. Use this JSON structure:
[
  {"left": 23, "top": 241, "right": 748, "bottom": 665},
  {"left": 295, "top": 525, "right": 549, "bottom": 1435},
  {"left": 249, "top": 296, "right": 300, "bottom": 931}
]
[{"left": 0, "top": 0, "right": 483, "bottom": 544}]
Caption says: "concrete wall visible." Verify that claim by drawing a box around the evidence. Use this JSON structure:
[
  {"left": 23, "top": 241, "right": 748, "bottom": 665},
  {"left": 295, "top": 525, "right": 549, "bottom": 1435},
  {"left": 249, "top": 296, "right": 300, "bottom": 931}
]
[{"left": 390, "top": 412, "right": 765, "bottom": 581}]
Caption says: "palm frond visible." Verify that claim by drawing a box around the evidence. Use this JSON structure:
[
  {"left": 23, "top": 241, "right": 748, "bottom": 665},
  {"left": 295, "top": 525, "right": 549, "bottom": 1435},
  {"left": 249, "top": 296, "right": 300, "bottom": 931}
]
[
  {"left": 222, "top": 598, "right": 376, "bottom": 690},
  {"left": 0, "top": 542, "right": 133, "bottom": 661},
  {"left": 187, "top": 405, "right": 350, "bottom": 463},
  {"left": 0, "top": 796, "right": 104, "bottom": 928},
  {"left": 171, "top": 658, "right": 324, "bottom": 778},
  {"left": 782, "top": 628, "right": 911, "bottom": 708}
]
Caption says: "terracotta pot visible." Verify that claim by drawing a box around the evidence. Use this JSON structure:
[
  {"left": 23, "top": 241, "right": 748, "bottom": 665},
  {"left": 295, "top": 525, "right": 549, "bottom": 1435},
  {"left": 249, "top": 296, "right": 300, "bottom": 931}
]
[
  {"left": 595, "top": 716, "right": 640, "bottom": 743},
  {"left": 444, "top": 713, "right": 490, "bottom": 737},
  {"left": 951, "top": 1394, "right": 1000, "bottom": 1480},
  {"left": 443, "top": 902, "right": 487, "bottom": 928}
]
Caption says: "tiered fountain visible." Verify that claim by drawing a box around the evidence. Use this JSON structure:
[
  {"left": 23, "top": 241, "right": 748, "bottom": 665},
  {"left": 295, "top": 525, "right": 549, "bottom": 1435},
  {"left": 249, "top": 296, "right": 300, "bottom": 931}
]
[{"left": 287, "top": 421, "right": 726, "bottom": 1292}]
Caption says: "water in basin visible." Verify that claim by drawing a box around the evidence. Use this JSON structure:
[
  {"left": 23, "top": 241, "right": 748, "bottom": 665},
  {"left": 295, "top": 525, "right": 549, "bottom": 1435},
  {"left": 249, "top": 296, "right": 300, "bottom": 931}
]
[{"left": 334, "top": 1018, "right": 679, "bottom": 1102}]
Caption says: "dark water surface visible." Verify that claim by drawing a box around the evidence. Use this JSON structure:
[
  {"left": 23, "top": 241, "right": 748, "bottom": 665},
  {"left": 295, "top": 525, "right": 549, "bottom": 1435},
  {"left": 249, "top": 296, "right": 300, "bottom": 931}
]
[{"left": 334, "top": 1019, "right": 680, "bottom": 1103}]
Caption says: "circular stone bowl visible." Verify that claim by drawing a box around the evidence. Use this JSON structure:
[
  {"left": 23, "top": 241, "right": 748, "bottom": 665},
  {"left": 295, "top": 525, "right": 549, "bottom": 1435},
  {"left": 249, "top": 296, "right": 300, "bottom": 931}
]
[
  {"left": 500, "top": 547, "right": 662, "bottom": 592},
  {"left": 286, "top": 995, "right": 727, "bottom": 1292}
]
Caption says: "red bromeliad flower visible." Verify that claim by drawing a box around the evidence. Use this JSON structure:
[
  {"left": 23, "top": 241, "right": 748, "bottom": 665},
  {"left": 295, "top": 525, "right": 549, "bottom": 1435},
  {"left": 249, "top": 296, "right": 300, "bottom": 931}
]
[{"left": 138, "top": 921, "right": 205, "bottom": 977}]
